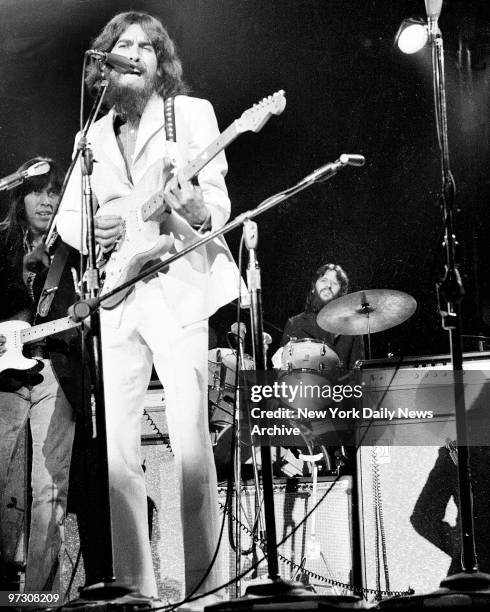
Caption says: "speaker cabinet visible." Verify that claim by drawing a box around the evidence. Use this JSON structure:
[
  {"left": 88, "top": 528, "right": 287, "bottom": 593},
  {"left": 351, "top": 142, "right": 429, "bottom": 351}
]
[
  {"left": 353, "top": 354, "right": 481, "bottom": 597},
  {"left": 357, "top": 445, "right": 457, "bottom": 595},
  {"left": 63, "top": 385, "right": 354, "bottom": 600},
  {"left": 216, "top": 477, "right": 354, "bottom": 597}
]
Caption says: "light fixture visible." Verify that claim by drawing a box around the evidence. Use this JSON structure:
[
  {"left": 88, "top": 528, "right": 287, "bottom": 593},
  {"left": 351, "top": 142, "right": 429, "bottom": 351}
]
[{"left": 395, "top": 18, "right": 428, "bottom": 54}]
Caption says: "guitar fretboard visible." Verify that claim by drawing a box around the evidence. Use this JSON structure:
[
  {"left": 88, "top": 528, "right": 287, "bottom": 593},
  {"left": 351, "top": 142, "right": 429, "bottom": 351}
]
[
  {"left": 21, "top": 316, "right": 80, "bottom": 344},
  {"left": 141, "top": 120, "right": 241, "bottom": 222}
]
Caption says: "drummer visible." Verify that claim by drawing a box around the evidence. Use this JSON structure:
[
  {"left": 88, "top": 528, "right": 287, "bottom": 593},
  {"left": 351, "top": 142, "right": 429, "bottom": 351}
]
[{"left": 272, "top": 263, "right": 364, "bottom": 375}]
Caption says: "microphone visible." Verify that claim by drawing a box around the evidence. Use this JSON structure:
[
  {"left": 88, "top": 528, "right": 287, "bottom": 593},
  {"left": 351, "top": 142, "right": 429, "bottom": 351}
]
[
  {"left": 263, "top": 332, "right": 272, "bottom": 346},
  {"left": 339, "top": 153, "right": 365, "bottom": 167},
  {"left": 302, "top": 154, "right": 365, "bottom": 184},
  {"left": 86, "top": 50, "right": 141, "bottom": 75},
  {"left": 0, "top": 160, "right": 50, "bottom": 192}
]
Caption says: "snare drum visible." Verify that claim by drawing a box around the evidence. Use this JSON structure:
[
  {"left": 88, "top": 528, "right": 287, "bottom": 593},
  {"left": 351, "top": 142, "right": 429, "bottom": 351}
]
[{"left": 278, "top": 338, "right": 340, "bottom": 409}]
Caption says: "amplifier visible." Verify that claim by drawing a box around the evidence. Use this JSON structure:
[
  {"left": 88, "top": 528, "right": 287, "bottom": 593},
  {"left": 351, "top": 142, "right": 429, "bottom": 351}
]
[
  {"left": 353, "top": 352, "right": 490, "bottom": 447},
  {"left": 216, "top": 477, "right": 354, "bottom": 597},
  {"left": 356, "top": 351, "right": 490, "bottom": 370},
  {"left": 357, "top": 445, "right": 455, "bottom": 596},
  {"left": 64, "top": 432, "right": 354, "bottom": 602},
  {"left": 354, "top": 353, "right": 490, "bottom": 597}
]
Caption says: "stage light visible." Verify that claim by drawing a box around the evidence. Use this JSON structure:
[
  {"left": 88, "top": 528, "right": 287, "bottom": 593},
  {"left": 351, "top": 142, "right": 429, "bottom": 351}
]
[{"left": 395, "top": 18, "right": 428, "bottom": 54}]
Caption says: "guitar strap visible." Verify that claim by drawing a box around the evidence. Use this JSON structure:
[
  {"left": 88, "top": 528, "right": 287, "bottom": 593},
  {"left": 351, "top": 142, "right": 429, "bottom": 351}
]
[
  {"left": 164, "top": 96, "right": 176, "bottom": 142},
  {"left": 35, "top": 241, "right": 71, "bottom": 320}
]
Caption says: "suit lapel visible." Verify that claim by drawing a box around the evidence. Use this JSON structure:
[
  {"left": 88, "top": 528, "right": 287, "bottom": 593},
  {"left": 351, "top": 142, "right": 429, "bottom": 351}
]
[
  {"left": 98, "top": 109, "right": 132, "bottom": 185},
  {"left": 133, "top": 93, "right": 165, "bottom": 164}
]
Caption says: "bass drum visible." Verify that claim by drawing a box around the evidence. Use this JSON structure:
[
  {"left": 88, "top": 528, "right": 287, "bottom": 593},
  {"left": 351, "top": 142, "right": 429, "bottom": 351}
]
[{"left": 279, "top": 338, "right": 340, "bottom": 410}]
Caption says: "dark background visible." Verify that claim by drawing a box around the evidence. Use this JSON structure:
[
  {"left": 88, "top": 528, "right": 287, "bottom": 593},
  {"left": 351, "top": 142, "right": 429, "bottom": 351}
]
[{"left": 0, "top": 0, "right": 489, "bottom": 359}]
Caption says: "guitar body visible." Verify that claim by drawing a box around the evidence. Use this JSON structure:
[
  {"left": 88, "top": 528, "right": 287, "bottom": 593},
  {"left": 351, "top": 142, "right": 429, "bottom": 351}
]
[
  {"left": 0, "top": 320, "right": 38, "bottom": 374},
  {"left": 98, "top": 193, "right": 175, "bottom": 309}
]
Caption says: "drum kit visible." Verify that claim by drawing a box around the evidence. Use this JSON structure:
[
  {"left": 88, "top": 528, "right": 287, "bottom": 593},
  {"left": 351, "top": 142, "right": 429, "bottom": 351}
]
[{"left": 207, "top": 289, "right": 417, "bottom": 473}]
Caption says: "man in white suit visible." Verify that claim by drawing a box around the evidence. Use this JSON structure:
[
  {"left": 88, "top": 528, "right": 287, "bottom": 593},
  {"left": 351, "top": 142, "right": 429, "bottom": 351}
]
[{"left": 56, "top": 11, "right": 241, "bottom": 601}]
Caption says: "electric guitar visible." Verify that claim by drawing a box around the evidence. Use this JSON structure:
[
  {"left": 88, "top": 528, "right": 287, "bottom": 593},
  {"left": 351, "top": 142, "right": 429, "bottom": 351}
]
[
  {"left": 98, "top": 90, "right": 287, "bottom": 309},
  {"left": 0, "top": 316, "right": 80, "bottom": 374}
]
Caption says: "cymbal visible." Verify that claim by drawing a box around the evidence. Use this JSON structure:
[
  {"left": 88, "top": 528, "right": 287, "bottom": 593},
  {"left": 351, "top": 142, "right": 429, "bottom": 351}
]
[{"left": 316, "top": 289, "right": 417, "bottom": 335}]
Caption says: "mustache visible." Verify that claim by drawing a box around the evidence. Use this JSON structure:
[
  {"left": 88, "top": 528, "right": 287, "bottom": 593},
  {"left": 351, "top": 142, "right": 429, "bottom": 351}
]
[{"left": 105, "top": 72, "right": 157, "bottom": 122}]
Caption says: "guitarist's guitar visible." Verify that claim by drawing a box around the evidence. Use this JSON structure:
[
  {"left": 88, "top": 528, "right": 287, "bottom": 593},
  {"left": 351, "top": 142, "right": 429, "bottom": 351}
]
[
  {"left": 98, "top": 90, "right": 286, "bottom": 309},
  {"left": 0, "top": 317, "right": 80, "bottom": 374}
]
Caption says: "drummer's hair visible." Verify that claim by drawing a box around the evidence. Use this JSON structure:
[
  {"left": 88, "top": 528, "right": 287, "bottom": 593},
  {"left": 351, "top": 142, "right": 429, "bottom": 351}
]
[{"left": 305, "top": 263, "right": 349, "bottom": 312}]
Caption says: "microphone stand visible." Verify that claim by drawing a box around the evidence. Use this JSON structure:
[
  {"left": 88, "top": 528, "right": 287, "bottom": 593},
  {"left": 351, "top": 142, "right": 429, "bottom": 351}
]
[
  {"left": 70, "top": 156, "right": 364, "bottom": 609},
  {"left": 76, "top": 69, "right": 118, "bottom": 595},
  {"left": 60, "top": 63, "right": 137, "bottom": 607},
  {"left": 84, "top": 154, "right": 362, "bottom": 312},
  {"left": 44, "top": 72, "right": 109, "bottom": 251},
  {"left": 77, "top": 143, "right": 119, "bottom": 596},
  {"left": 242, "top": 220, "right": 280, "bottom": 585},
  {"left": 430, "top": 17, "right": 490, "bottom": 594}
]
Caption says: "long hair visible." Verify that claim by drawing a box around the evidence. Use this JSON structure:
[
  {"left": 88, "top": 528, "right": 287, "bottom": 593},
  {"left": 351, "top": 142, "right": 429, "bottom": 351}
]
[
  {"left": 304, "top": 263, "right": 349, "bottom": 313},
  {"left": 0, "top": 157, "right": 63, "bottom": 256},
  {"left": 85, "top": 11, "right": 189, "bottom": 98}
]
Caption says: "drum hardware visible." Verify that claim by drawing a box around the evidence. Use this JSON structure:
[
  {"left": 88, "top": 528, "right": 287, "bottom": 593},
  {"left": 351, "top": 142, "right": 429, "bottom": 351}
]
[
  {"left": 293, "top": 447, "right": 346, "bottom": 595},
  {"left": 208, "top": 342, "right": 258, "bottom": 597}
]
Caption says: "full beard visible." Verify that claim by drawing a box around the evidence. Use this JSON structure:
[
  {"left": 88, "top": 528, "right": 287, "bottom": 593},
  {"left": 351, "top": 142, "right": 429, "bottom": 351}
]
[
  {"left": 105, "top": 71, "right": 158, "bottom": 124},
  {"left": 309, "top": 290, "right": 334, "bottom": 313}
]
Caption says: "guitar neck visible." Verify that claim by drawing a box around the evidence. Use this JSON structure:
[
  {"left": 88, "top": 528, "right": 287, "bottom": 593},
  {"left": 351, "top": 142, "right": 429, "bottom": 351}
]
[
  {"left": 142, "top": 120, "right": 241, "bottom": 222},
  {"left": 180, "top": 121, "right": 240, "bottom": 182},
  {"left": 21, "top": 316, "right": 80, "bottom": 345}
]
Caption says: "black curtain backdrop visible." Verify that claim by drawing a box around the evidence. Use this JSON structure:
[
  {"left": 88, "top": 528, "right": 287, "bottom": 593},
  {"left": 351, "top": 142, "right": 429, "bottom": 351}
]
[{"left": 0, "top": 0, "right": 489, "bottom": 359}]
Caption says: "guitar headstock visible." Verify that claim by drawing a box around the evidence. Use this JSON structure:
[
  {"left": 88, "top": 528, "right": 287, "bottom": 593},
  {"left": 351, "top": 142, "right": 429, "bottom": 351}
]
[{"left": 235, "top": 90, "right": 286, "bottom": 134}]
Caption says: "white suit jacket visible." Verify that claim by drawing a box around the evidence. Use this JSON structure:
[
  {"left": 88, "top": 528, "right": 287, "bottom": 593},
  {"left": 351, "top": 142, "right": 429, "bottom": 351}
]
[{"left": 57, "top": 94, "right": 242, "bottom": 328}]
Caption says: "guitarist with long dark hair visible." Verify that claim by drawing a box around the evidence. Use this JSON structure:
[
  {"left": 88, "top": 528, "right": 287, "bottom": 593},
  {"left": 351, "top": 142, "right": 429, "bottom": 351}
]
[
  {"left": 56, "top": 11, "right": 248, "bottom": 604},
  {"left": 0, "top": 157, "right": 85, "bottom": 593}
]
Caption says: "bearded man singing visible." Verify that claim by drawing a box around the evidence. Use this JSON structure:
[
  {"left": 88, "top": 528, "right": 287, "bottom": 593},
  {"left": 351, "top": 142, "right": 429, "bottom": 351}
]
[{"left": 56, "top": 11, "right": 241, "bottom": 602}]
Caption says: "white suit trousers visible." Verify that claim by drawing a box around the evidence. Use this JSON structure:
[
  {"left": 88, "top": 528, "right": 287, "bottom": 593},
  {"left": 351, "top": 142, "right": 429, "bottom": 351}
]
[{"left": 100, "top": 278, "right": 220, "bottom": 598}]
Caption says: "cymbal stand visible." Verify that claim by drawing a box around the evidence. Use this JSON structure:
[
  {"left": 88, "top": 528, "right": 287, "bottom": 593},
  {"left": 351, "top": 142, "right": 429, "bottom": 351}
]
[{"left": 359, "top": 291, "right": 373, "bottom": 360}]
